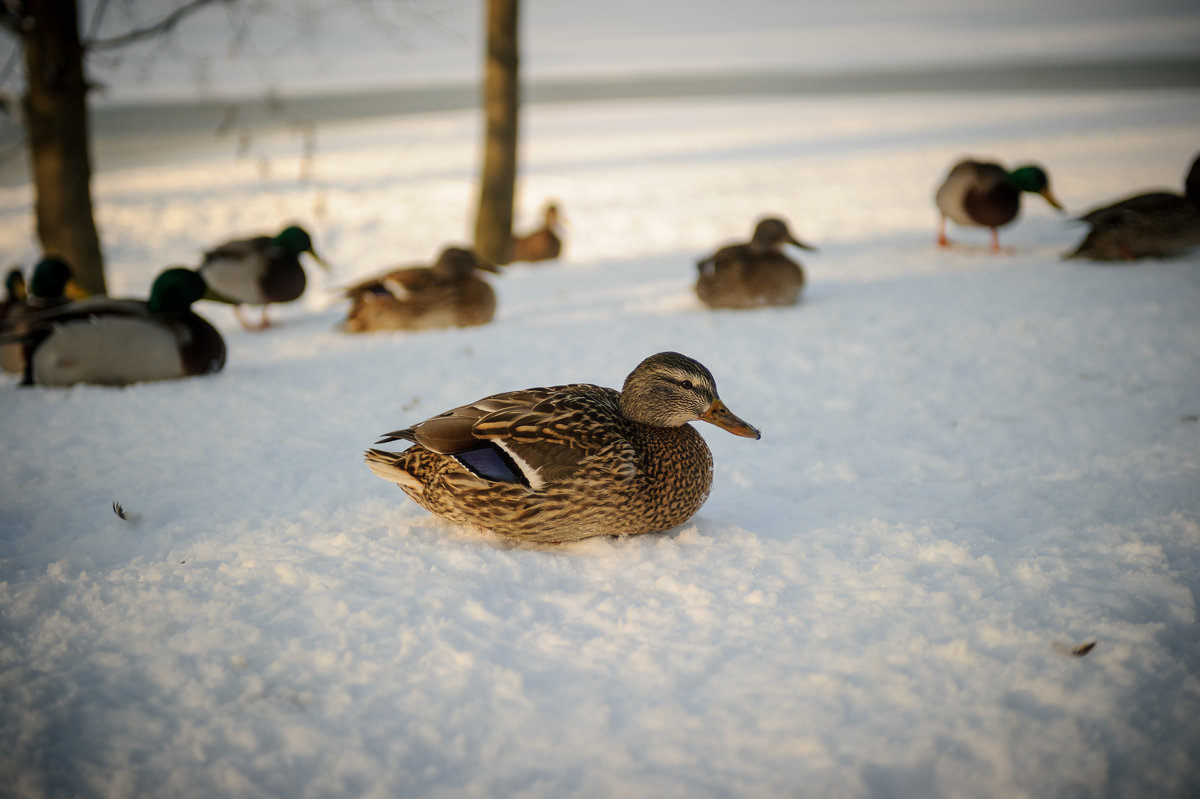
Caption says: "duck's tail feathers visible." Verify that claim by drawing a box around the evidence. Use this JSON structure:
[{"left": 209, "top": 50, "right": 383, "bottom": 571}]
[
  {"left": 365, "top": 448, "right": 421, "bottom": 490},
  {"left": 374, "top": 428, "right": 418, "bottom": 445}
]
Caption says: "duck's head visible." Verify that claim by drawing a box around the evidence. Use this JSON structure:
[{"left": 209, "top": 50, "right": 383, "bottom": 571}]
[
  {"left": 148, "top": 267, "right": 208, "bottom": 313},
  {"left": 750, "top": 217, "right": 817, "bottom": 252},
  {"left": 619, "top": 351, "right": 761, "bottom": 438},
  {"left": 5, "top": 267, "right": 26, "bottom": 301},
  {"left": 30, "top": 256, "right": 86, "bottom": 300},
  {"left": 1009, "top": 165, "right": 1064, "bottom": 211},
  {"left": 275, "top": 225, "right": 329, "bottom": 270},
  {"left": 433, "top": 246, "right": 500, "bottom": 278},
  {"left": 544, "top": 202, "right": 562, "bottom": 230}
]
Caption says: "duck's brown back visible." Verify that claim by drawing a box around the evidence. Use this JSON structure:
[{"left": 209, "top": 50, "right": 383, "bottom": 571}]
[
  {"left": 375, "top": 385, "right": 714, "bottom": 542},
  {"left": 344, "top": 272, "right": 495, "bottom": 332},
  {"left": 509, "top": 228, "right": 562, "bottom": 263},
  {"left": 696, "top": 245, "right": 804, "bottom": 308}
]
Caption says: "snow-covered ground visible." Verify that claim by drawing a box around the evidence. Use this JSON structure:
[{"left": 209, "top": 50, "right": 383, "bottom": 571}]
[{"left": 2, "top": 85, "right": 1199, "bottom": 797}]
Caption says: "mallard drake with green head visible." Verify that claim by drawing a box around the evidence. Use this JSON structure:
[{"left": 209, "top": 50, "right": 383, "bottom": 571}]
[
  {"left": 1064, "top": 153, "right": 1200, "bottom": 261},
  {"left": 936, "top": 159, "right": 1064, "bottom": 250},
  {"left": 341, "top": 246, "right": 500, "bottom": 333},
  {"left": 365, "top": 351, "right": 761, "bottom": 543},
  {"left": 7, "top": 267, "right": 225, "bottom": 387},
  {"left": 199, "top": 224, "right": 327, "bottom": 330},
  {"left": 1, "top": 256, "right": 86, "bottom": 374},
  {"left": 24, "top": 256, "right": 87, "bottom": 306},
  {"left": 507, "top": 201, "right": 564, "bottom": 264},
  {"left": 695, "top": 217, "right": 815, "bottom": 309}
]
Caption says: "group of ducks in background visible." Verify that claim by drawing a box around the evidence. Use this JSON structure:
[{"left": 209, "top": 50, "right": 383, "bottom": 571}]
[
  {"left": 696, "top": 150, "right": 1200, "bottom": 310},
  {"left": 2, "top": 153, "right": 1199, "bottom": 390},
  {"left": 376, "top": 149, "right": 1200, "bottom": 543},
  {"left": 3, "top": 153, "right": 1199, "bottom": 542},
  {"left": 0, "top": 203, "right": 563, "bottom": 387}
]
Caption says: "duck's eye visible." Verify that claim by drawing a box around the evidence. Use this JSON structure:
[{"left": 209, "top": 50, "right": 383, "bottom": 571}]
[{"left": 679, "top": 379, "right": 694, "bottom": 390}]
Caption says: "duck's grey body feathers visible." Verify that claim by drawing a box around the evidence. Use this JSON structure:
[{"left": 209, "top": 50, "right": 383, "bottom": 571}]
[
  {"left": 8, "top": 270, "right": 225, "bottom": 387},
  {"left": 201, "top": 237, "right": 305, "bottom": 306}
]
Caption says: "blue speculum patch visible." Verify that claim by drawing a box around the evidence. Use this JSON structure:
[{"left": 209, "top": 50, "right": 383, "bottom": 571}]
[{"left": 454, "top": 445, "right": 527, "bottom": 486}]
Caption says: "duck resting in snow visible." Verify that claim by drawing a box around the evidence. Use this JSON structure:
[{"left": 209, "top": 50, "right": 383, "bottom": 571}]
[
  {"left": 341, "top": 246, "right": 500, "bottom": 332},
  {"left": 506, "top": 201, "right": 564, "bottom": 264},
  {"left": 365, "top": 351, "right": 761, "bottom": 543},
  {"left": 3, "top": 267, "right": 225, "bottom": 387},
  {"left": 695, "top": 216, "right": 816, "bottom": 309},
  {"left": 1064, "top": 152, "right": 1200, "bottom": 261}
]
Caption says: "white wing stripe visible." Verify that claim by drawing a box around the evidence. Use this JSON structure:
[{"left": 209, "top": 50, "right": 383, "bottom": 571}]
[{"left": 493, "top": 439, "right": 545, "bottom": 491}]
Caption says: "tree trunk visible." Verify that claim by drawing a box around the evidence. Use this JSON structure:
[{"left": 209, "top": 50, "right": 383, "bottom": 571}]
[
  {"left": 22, "top": 0, "right": 106, "bottom": 295},
  {"left": 473, "top": 0, "right": 519, "bottom": 265}
]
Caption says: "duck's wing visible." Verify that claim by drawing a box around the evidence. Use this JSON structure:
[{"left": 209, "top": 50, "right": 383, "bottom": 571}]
[
  {"left": 1, "top": 296, "right": 150, "bottom": 337},
  {"left": 202, "top": 236, "right": 273, "bottom": 264},
  {"left": 938, "top": 159, "right": 987, "bottom": 188},
  {"left": 378, "top": 384, "right": 633, "bottom": 487},
  {"left": 200, "top": 236, "right": 277, "bottom": 303},
  {"left": 1078, "top": 191, "right": 1184, "bottom": 225},
  {"left": 342, "top": 266, "right": 435, "bottom": 299},
  {"left": 698, "top": 243, "right": 747, "bottom": 275}
]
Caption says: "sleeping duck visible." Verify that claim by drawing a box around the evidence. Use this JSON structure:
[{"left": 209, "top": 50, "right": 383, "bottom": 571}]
[
  {"left": 6, "top": 267, "right": 225, "bottom": 387},
  {"left": 1064, "top": 153, "right": 1200, "bottom": 261},
  {"left": 199, "top": 224, "right": 327, "bottom": 330},
  {"left": 936, "top": 158, "right": 1064, "bottom": 250},
  {"left": 342, "top": 246, "right": 500, "bottom": 333},
  {"left": 507, "top": 201, "right": 564, "bottom": 264},
  {"left": 695, "top": 217, "right": 816, "bottom": 309},
  {"left": 365, "top": 351, "right": 760, "bottom": 543}
]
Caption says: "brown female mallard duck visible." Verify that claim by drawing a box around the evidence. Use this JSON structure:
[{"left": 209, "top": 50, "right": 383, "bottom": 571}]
[
  {"left": 5, "top": 267, "right": 225, "bottom": 387},
  {"left": 936, "top": 159, "right": 1064, "bottom": 250},
  {"left": 341, "top": 246, "right": 499, "bottom": 333},
  {"left": 1064, "top": 153, "right": 1200, "bottom": 261},
  {"left": 199, "top": 224, "right": 327, "bottom": 330},
  {"left": 365, "top": 351, "right": 761, "bottom": 543},
  {"left": 507, "top": 201, "right": 563, "bottom": 264},
  {"left": 695, "top": 217, "right": 815, "bottom": 309}
]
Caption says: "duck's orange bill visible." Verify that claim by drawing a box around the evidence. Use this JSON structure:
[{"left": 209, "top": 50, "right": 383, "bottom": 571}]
[
  {"left": 64, "top": 279, "right": 90, "bottom": 300},
  {"left": 701, "top": 399, "right": 762, "bottom": 440}
]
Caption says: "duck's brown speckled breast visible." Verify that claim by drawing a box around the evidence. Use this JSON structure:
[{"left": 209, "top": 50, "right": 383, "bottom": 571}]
[{"left": 619, "top": 421, "right": 714, "bottom": 536}]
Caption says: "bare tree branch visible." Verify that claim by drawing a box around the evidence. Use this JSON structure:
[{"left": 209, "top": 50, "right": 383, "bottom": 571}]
[
  {"left": 0, "top": 34, "right": 20, "bottom": 84},
  {"left": 0, "top": 4, "right": 25, "bottom": 37},
  {"left": 88, "top": 0, "right": 230, "bottom": 51},
  {"left": 85, "top": 0, "right": 112, "bottom": 43}
]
